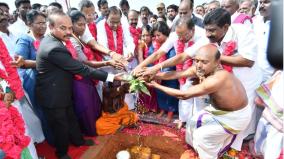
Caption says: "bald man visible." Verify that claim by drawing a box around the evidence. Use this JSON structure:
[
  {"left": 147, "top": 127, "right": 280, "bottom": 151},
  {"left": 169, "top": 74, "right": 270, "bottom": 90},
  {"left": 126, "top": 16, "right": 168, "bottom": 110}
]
[{"left": 148, "top": 44, "right": 252, "bottom": 159}]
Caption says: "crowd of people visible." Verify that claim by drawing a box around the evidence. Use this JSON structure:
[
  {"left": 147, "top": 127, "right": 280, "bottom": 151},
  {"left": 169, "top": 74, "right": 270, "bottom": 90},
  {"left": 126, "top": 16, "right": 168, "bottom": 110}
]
[{"left": 0, "top": 0, "right": 282, "bottom": 159}]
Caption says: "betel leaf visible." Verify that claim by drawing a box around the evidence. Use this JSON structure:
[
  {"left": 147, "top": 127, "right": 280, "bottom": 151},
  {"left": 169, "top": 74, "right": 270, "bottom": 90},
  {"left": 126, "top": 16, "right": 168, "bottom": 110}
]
[
  {"left": 140, "top": 84, "right": 151, "bottom": 96},
  {"left": 125, "top": 75, "right": 151, "bottom": 96}
]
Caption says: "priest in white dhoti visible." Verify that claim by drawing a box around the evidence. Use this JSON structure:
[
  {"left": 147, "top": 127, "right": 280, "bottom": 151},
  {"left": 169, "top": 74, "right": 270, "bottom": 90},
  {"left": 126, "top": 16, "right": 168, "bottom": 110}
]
[
  {"left": 96, "top": 6, "right": 137, "bottom": 109},
  {"left": 149, "top": 44, "right": 252, "bottom": 159},
  {"left": 198, "top": 8, "right": 262, "bottom": 150}
]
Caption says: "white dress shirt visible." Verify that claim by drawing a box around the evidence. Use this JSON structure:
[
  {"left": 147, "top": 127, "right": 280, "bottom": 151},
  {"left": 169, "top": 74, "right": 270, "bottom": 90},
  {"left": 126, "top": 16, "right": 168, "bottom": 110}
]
[
  {"left": 8, "top": 18, "right": 29, "bottom": 37},
  {"left": 254, "top": 15, "right": 275, "bottom": 82},
  {"left": 0, "top": 30, "right": 17, "bottom": 58}
]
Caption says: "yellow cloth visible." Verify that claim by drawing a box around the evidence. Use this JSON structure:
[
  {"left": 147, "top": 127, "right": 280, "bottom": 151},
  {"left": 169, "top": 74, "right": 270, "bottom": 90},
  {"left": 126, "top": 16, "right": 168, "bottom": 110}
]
[{"left": 96, "top": 103, "right": 138, "bottom": 135}]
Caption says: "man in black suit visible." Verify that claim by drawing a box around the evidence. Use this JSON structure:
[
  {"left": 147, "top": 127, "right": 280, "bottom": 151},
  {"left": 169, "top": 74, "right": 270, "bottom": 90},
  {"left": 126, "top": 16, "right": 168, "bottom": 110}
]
[{"left": 36, "top": 11, "right": 122, "bottom": 159}]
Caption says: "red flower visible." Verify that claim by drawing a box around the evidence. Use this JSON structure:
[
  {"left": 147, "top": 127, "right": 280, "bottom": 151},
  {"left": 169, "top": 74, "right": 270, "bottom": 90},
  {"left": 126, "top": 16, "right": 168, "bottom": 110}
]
[
  {"left": 0, "top": 38, "right": 24, "bottom": 99},
  {"left": 105, "top": 22, "right": 124, "bottom": 55},
  {"left": 222, "top": 41, "right": 237, "bottom": 73},
  {"left": 129, "top": 26, "right": 141, "bottom": 48},
  {"left": 33, "top": 40, "right": 41, "bottom": 51},
  {"left": 0, "top": 102, "right": 31, "bottom": 159},
  {"left": 176, "top": 40, "right": 194, "bottom": 85},
  {"left": 88, "top": 22, "right": 97, "bottom": 40},
  {"left": 87, "top": 22, "right": 104, "bottom": 62}
]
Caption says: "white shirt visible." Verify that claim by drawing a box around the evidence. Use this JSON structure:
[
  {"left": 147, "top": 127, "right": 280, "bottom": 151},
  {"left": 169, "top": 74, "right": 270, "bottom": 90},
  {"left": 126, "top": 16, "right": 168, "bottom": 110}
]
[
  {"left": 159, "top": 25, "right": 206, "bottom": 55},
  {"left": 167, "top": 20, "right": 174, "bottom": 28},
  {"left": 0, "top": 30, "right": 17, "bottom": 58},
  {"left": 8, "top": 18, "right": 29, "bottom": 37},
  {"left": 81, "top": 17, "right": 130, "bottom": 45},
  {"left": 96, "top": 19, "right": 135, "bottom": 60},
  {"left": 81, "top": 24, "right": 94, "bottom": 44},
  {"left": 218, "top": 24, "right": 262, "bottom": 97},
  {"left": 253, "top": 15, "right": 275, "bottom": 81}
]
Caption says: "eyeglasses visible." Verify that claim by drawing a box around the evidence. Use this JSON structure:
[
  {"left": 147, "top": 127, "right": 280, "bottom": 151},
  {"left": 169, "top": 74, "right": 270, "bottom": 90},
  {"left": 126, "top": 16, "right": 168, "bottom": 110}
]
[{"left": 157, "top": 8, "right": 164, "bottom": 11}]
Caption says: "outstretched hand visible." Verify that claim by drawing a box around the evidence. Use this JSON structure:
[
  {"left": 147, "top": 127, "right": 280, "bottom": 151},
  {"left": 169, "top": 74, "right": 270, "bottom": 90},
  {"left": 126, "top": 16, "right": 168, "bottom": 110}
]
[
  {"left": 108, "top": 59, "right": 125, "bottom": 70},
  {"left": 114, "top": 72, "right": 129, "bottom": 82},
  {"left": 145, "top": 80, "right": 158, "bottom": 88},
  {"left": 125, "top": 53, "right": 135, "bottom": 62},
  {"left": 110, "top": 52, "right": 128, "bottom": 66},
  {"left": 132, "top": 66, "right": 144, "bottom": 77},
  {"left": 3, "top": 92, "right": 15, "bottom": 108},
  {"left": 10, "top": 55, "right": 25, "bottom": 68},
  {"left": 143, "top": 66, "right": 159, "bottom": 78}
]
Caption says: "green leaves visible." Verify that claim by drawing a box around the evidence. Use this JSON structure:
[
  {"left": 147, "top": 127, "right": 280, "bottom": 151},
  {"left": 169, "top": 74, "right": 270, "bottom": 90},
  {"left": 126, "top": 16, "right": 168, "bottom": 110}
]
[{"left": 125, "top": 75, "right": 151, "bottom": 96}]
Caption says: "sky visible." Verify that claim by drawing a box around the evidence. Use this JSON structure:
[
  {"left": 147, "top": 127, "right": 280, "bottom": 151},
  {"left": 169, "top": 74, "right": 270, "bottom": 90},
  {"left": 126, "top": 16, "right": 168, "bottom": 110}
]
[{"left": 2, "top": 0, "right": 209, "bottom": 14}]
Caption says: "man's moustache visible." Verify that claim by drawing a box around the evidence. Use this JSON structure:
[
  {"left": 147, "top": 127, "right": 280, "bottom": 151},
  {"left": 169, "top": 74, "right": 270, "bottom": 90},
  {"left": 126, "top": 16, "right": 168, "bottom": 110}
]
[
  {"left": 0, "top": 18, "right": 8, "bottom": 23},
  {"left": 64, "top": 34, "right": 71, "bottom": 38},
  {"left": 259, "top": 8, "right": 265, "bottom": 12},
  {"left": 208, "top": 36, "right": 216, "bottom": 40}
]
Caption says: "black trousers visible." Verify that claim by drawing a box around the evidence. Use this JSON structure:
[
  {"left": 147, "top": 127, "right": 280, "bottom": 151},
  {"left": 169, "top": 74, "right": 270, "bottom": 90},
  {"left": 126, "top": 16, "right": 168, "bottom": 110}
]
[{"left": 43, "top": 106, "right": 85, "bottom": 157}]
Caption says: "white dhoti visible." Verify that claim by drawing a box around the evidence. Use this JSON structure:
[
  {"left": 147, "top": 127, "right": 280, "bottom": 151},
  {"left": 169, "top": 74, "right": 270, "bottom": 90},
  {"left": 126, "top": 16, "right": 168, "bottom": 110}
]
[
  {"left": 186, "top": 105, "right": 252, "bottom": 159},
  {"left": 12, "top": 96, "right": 43, "bottom": 159},
  {"left": 231, "top": 65, "right": 263, "bottom": 150},
  {"left": 13, "top": 96, "right": 45, "bottom": 144},
  {"left": 179, "top": 79, "right": 209, "bottom": 122},
  {"left": 254, "top": 118, "right": 283, "bottom": 159}
]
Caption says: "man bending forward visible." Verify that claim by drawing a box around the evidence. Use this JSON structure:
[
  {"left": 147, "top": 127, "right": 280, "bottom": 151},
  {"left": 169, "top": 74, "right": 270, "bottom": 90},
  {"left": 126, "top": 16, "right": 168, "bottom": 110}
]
[{"left": 148, "top": 44, "right": 252, "bottom": 159}]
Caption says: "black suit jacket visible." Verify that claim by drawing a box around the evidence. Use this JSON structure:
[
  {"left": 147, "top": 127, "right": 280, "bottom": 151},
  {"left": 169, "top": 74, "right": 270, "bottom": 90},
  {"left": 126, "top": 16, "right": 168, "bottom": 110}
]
[{"left": 36, "top": 34, "right": 108, "bottom": 109}]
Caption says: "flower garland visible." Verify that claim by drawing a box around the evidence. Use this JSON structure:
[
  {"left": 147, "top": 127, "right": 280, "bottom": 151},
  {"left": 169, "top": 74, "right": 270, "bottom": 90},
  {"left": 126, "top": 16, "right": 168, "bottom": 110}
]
[
  {"left": 87, "top": 22, "right": 103, "bottom": 62},
  {"left": 88, "top": 22, "right": 97, "bottom": 40},
  {"left": 0, "top": 102, "right": 31, "bottom": 159},
  {"left": 222, "top": 41, "right": 237, "bottom": 73},
  {"left": 65, "top": 40, "right": 83, "bottom": 80},
  {"left": 105, "top": 22, "right": 123, "bottom": 55},
  {"left": 129, "top": 26, "right": 141, "bottom": 48},
  {"left": 33, "top": 40, "right": 40, "bottom": 51},
  {"left": 176, "top": 40, "right": 194, "bottom": 85},
  {"left": 0, "top": 38, "right": 24, "bottom": 99}
]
